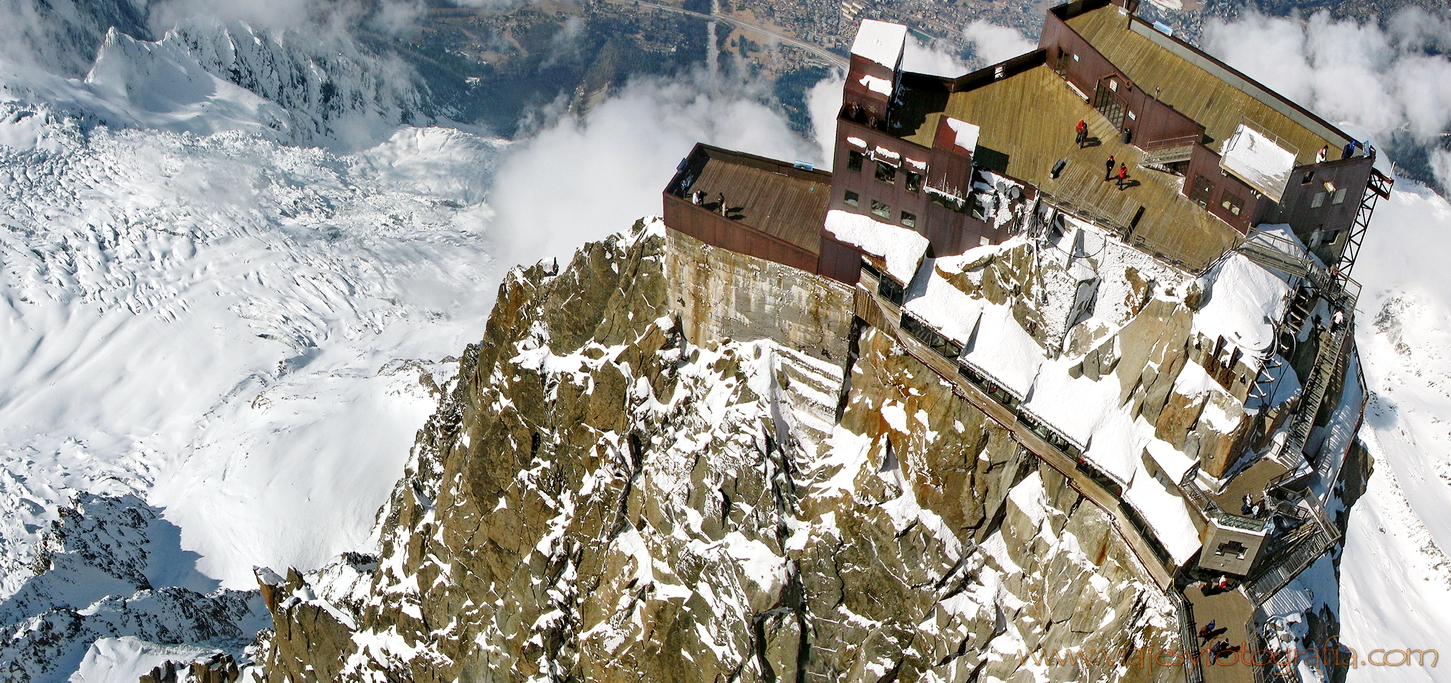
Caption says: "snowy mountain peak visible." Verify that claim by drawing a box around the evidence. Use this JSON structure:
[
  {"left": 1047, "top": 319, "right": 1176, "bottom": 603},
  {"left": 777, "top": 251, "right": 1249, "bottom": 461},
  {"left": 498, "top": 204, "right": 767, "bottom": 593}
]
[{"left": 81, "top": 27, "right": 292, "bottom": 140}]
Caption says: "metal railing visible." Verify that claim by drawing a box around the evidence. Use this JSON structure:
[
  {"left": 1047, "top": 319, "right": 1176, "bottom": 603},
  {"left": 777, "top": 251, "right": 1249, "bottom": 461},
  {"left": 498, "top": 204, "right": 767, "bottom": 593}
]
[{"left": 1168, "top": 590, "right": 1206, "bottom": 683}]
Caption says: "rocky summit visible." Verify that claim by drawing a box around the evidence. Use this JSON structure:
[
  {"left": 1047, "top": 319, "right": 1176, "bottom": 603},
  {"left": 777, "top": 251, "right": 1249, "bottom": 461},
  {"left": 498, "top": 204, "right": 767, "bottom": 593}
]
[{"left": 254, "top": 221, "right": 1182, "bottom": 682}]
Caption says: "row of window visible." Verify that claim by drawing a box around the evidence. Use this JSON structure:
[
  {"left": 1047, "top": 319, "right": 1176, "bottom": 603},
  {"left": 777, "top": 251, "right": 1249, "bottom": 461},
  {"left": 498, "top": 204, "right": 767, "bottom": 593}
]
[
  {"left": 1299, "top": 170, "right": 1348, "bottom": 206},
  {"left": 846, "top": 150, "right": 924, "bottom": 192},
  {"left": 843, "top": 190, "right": 916, "bottom": 228}
]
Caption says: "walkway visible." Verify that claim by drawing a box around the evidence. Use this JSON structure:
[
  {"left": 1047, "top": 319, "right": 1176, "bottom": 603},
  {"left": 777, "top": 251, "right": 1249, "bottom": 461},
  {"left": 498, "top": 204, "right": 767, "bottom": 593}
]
[
  {"left": 1184, "top": 584, "right": 1256, "bottom": 683},
  {"left": 853, "top": 286, "right": 1176, "bottom": 589}
]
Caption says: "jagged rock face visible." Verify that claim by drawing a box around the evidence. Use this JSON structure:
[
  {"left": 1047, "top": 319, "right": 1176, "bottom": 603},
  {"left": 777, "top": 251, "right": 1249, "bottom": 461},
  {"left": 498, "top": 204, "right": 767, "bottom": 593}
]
[
  {"left": 0, "top": 494, "right": 267, "bottom": 682},
  {"left": 262, "top": 224, "right": 1180, "bottom": 682}
]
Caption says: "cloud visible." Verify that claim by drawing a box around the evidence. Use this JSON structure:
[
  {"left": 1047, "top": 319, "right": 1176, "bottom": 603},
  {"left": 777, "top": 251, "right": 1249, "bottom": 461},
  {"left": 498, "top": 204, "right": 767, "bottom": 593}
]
[
  {"left": 806, "top": 72, "right": 845, "bottom": 168},
  {"left": 902, "top": 37, "right": 971, "bottom": 78},
  {"left": 485, "top": 71, "right": 822, "bottom": 267},
  {"left": 145, "top": 0, "right": 424, "bottom": 34},
  {"left": 961, "top": 20, "right": 1036, "bottom": 68},
  {"left": 1203, "top": 8, "right": 1451, "bottom": 179}
]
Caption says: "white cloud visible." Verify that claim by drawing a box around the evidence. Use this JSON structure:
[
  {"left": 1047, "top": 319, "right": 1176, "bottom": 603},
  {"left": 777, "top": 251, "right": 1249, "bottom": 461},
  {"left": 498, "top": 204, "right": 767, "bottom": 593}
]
[
  {"left": 485, "top": 72, "right": 822, "bottom": 266},
  {"left": 145, "top": 0, "right": 422, "bottom": 32},
  {"left": 807, "top": 72, "right": 845, "bottom": 168},
  {"left": 1204, "top": 9, "right": 1451, "bottom": 148},
  {"left": 961, "top": 20, "right": 1036, "bottom": 68},
  {"left": 902, "top": 37, "right": 970, "bottom": 78}
]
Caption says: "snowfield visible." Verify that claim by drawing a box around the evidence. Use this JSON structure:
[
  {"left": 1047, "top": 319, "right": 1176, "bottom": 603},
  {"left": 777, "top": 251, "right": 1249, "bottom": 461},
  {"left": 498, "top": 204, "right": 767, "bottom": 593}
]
[
  {"left": 1339, "top": 182, "right": 1451, "bottom": 682},
  {"left": 0, "top": 29, "right": 508, "bottom": 674}
]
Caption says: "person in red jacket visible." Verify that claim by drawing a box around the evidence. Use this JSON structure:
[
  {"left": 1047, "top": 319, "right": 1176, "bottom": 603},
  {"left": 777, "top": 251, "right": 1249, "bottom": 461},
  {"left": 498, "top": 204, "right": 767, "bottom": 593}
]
[
  {"left": 1116, "top": 163, "right": 1128, "bottom": 188},
  {"left": 1075, "top": 119, "right": 1087, "bottom": 148}
]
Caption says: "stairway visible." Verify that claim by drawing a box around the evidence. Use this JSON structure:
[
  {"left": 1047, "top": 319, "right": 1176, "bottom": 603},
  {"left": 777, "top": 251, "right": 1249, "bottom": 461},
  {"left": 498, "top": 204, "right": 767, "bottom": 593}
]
[{"left": 1139, "top": 143, "right": 1194, "bottom": 168}]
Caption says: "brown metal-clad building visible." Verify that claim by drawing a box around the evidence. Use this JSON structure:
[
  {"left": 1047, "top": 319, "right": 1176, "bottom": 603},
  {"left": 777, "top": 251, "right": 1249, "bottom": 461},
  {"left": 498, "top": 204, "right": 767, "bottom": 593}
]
[{"left": 662, "top": 144, "right": 832, "bottom": 275}]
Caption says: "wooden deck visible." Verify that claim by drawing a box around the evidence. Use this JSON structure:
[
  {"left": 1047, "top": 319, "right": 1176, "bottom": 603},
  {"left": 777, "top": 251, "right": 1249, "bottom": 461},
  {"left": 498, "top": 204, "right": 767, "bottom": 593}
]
[
  {"left": 904, "top": 65, "right": 1240, "bottom": 269},
  {"left": 683, "top": 153, "right": 831, "bottom": 254},
  {"left": 1067, "top": 6, "right": 1344, "bottom": 165}
]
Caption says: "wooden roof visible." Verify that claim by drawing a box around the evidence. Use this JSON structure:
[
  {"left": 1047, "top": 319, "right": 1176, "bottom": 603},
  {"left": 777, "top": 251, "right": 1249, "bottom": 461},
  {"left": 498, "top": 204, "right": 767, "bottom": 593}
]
[
  {"left": 905, "top": 65, "right": 1240, "bottom": 269},
  {"left": 1066, "top": 5, "right": 1349, "bottom": 165},
  {"left": 676, "top": 146, "right": 832, "bottom": 253}
]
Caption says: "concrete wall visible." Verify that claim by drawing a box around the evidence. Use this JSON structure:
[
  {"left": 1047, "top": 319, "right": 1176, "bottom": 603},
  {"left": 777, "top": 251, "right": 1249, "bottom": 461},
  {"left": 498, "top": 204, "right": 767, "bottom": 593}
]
[{"left": 665, "top": 229, "right": 856, "bottom": 365}]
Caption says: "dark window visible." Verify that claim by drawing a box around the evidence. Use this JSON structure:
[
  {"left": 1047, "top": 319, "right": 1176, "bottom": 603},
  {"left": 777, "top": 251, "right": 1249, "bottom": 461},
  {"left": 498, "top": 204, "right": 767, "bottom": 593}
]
[
  {"left": 930, "top": 192, "right": 965, "bottom": 213},
  {"left": 1216, "top": 540, "right": 1249, "bottom": 559},
  {"left": 1301, "top": 171, "right": 1315, "bottom": 185},
  {"left": 1220, "top": 190, "right": 1244, "bottom": 216},
  {"left": 905, "top": 170, "right": 922, "bottom": 192},
  {"left": 1190, "top": 175, "right": 1214, "bottom": 207},
  {"left": 847, "top": 150, "right": 864, "bottom": 172},
  {"left": 900, "top": 211, "right": 917, "bottom": 228},
  {"left": 870, "top": 200, "right": 891, "bottom": 218},
  {"left": 844, "top": 190, "right": 859, "bottom": 207},
  {"left": 875, "top": 161, "right": 897, "bottom": 184},
  {"left": 877, "top": 276, "right": 905, "bottom": 306}
]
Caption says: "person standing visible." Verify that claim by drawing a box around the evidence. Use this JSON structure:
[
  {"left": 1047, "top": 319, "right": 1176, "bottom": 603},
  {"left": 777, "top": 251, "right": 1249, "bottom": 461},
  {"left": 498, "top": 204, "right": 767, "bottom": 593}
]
[
  {"left": 1316, "top": 145, "right": 1328, "bottom": 164},
  {"left": 1116, "top": 163, "right": 1128, "bottom": 188},
  {"left": 1075, "top": 119, "right": 1087, "bottom": 148},
  {"left": 1104, "top": 155, "right": 1116, "bottom": 181}
]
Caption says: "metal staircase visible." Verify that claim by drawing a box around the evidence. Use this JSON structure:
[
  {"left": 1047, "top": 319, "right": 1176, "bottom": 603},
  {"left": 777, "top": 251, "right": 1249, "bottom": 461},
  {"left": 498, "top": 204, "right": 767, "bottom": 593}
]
[{"left": 1139, "top": 143, "right": 1195, "bottom": 168}]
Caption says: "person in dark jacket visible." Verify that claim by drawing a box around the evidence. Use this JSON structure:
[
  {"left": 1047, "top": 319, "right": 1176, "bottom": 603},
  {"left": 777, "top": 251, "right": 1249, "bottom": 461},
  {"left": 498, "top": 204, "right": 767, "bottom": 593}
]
[{"left": 1105, "top": 155, "right": 1116, "bottom": 181}]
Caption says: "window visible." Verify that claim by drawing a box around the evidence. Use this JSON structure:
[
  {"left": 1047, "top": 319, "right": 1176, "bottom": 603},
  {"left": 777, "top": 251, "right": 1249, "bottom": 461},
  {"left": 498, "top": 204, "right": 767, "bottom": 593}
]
[
  {"left": 1301, "top": 171, "right": 1315, "bottom": 185},
  {"left": 870, "top": 200, "right": 890, "bottom": 218},
  {"left": 875, "top": 161, "right": 896, "bottom": 184},
  {"left": 1332, "top": 188, "right": 1347, "bottom": 204},
  {"left": 1190, "top": 175, "right": 1214, "bottom": 207},
  {"left": 1072, "top": 53, "right": 1080, "bottom": 62},
  {"left": 1311, "top": 192, "right": 1326, "bottom": 208},
  {"left": 900, "top": 211, "right": 916, "bottom": 228},
  {"left": 1215, "top": 540, "right": 1249, "bottom": 559},
  {"left": 1220, "top": 191, "right": 1244, "bottom": 216},
  {"left": 843, "top": 190, "right": 859, "bottom": 207},
  {"left": 905, "top": 170, "right": 922, "bottom": 193},
  {"left": 930, "top": 192, "right": 965, "bottom": 213},
  {"left": 847, "top": 150, "right": 865, "bottom": 172}
]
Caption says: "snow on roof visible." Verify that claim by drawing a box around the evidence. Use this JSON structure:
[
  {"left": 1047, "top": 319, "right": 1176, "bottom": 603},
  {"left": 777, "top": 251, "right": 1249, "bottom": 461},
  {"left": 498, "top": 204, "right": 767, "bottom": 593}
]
[
  {"left": 859, "top": 74, "right": 893, "bottom": 96},
  {"left": 901, "top": 265, "right": 985, "bottom": 346},
  {"left": 1220, "top": 123, "right": 1297, "bottom": 202},
  {"left": 944, "top": 117, "right": 979, "bottom": 154},
  {"left": 961, "top": 304, "right": 1042, "bottom": 400},
  {"left": 850, "top": 20, "right": 908, "bottom": 69},
  {"left": 823, "top": 209, "right": 928, "bottom": 283},
  {"left": 1193, "top": 252, "right": 1291, "bottom": 355},
  {"left": 1124, "top": 468, "right": 1202, "bottom": 565},
  {"left": 1021, "top": 354, "right": 1142, "bottom": 483},
  {"left": 846, "top": 136, "right": 867, "bottom": 149},
  {"left": 1145, "top": 438, "right": 1197, "bottom": 484}
]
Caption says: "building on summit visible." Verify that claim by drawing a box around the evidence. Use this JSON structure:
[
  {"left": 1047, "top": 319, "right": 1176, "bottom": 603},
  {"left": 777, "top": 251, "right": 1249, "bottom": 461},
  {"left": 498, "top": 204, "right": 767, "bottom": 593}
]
[{"left": 663, "top": 2, "right": 1388, "bottom": 681}]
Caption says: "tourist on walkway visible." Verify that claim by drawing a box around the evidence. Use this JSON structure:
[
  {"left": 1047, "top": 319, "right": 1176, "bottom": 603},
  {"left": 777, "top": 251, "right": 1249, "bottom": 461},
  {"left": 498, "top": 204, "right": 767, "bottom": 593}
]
[
  {"left": 1116, "top": 164, "right": 1128, "bottom": 188},
  {"left": 1104, "top": 155, "right": 1115, "bottom": 181},
  {"left": 1076, "top": 119, "right": 1087, "bottom": 148},
  {"left": 1316, "top": 145, "right": 1328, "bottom": 164},
  {"left": 1331, "top": 309, "right": 1346, "bottom": 333}
]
